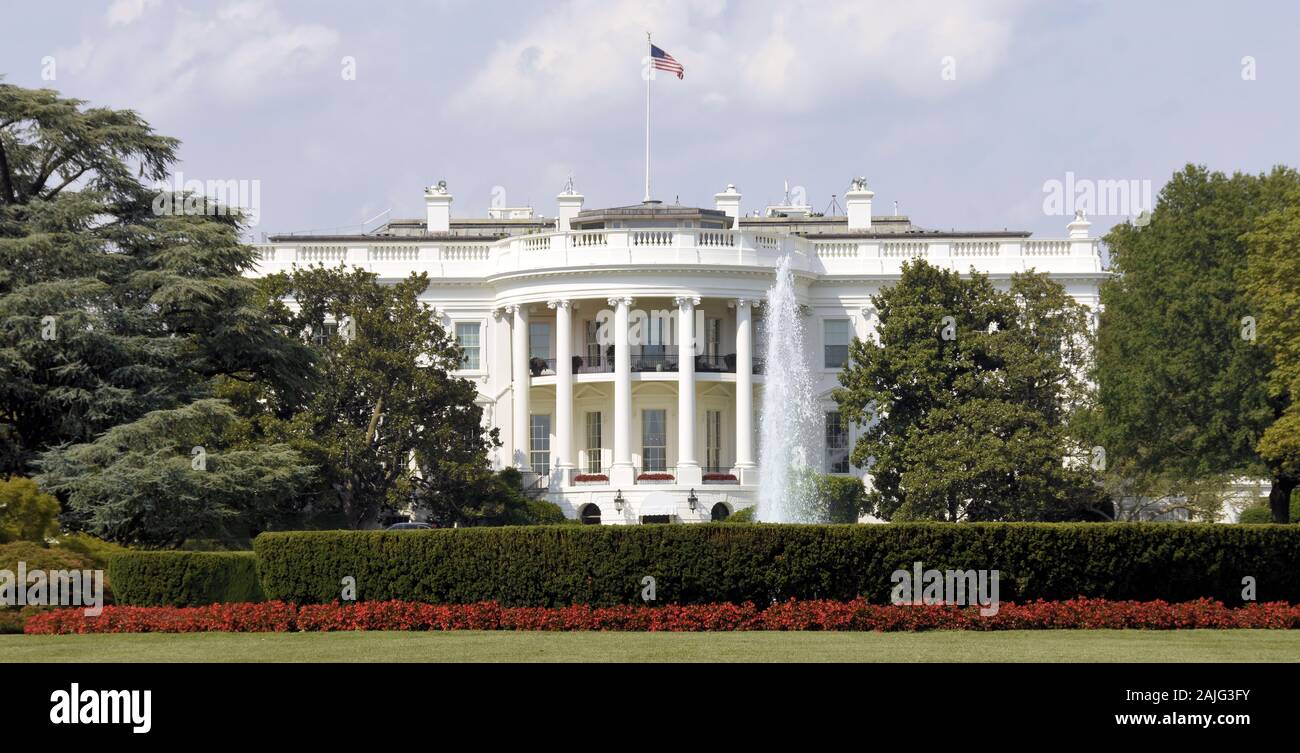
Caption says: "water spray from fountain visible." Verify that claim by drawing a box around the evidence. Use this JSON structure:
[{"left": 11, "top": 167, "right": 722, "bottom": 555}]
[{"left": 756, "top": 254, "right": 826, "bottom": 523}]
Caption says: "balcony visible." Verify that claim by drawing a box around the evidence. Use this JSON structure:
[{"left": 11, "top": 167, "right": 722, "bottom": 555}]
[{"left": 250, "top": 228, "right": 1103, "bottom": 282}]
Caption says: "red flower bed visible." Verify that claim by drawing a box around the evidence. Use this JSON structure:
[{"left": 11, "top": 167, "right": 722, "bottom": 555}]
[
  {"left": 573, "top": 474, "right": 608, "bottom": 483},
  {"left": 23, "top": 598, "right": 1300, "bottom": 635},
  {"left": 636, "top": 472, "right": 674, "bottom": 481},
  {"left": 703, "top": 472, "right": 737, "bottom": 481}
]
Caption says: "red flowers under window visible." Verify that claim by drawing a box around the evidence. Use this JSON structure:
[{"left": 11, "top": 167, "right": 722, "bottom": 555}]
[
  {"left": 574, "top": 474, "right": 608, "bottom": 483},
  {"left": 703, "top": 472, "right": 737, "bottom": 481},
  {"left": 636, "top": 472, "right": 675, "bottom": 481}
]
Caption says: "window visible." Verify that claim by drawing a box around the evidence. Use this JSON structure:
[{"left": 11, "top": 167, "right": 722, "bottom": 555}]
[
  {"left": 455, "top": 322, "right": 480, "bottom": 370},
  {"left": 579, "top": 503, "right": 601, "bottom": 525},
  {"left": 710, "top": 502, "right": 731, "bottom": 521},
  {"left": 311, "top": 321, "right": 339, "bottom": 348},
  {"left": 585, "top": 412, "right": 603, "bottom": 474},
  {"left": 824, "top": 319, "right": 850, "bottom": 369},
  {"left": 641, "top": 409, "right": 666, "bottom": 472},
  {"left": 705, "top": 317, "right": 721, "bottom": 358},
  {"left": 706, "top": 410, "right": 722, "bottom": 470},
  {"left": 530, "top": 414, "right": 551, "bottom": 475},
  {"left": 584, "top": 320, "right": 603, "bottom": 368},
  {"left": 825, "top": 411, "right": 850, "bottom": 473},
  {"left": 529, "top": 322, "right": 552, "bottom": 360}
]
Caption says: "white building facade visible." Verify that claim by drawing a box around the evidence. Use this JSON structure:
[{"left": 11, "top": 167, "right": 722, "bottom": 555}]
[{"left": 251, "top": 179, "right": 1105, "bottom": 524}]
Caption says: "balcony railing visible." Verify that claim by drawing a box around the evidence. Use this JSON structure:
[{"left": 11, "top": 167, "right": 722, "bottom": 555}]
[
  {"left": 250, "top": 230, "right": 1101, "bottom": 280},
  {"left": 530, "top": 352, "right": 760, "bottom": 376}
]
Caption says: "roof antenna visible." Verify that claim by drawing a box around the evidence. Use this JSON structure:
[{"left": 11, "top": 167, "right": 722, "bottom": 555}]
[
  {"left": 893, "top": 200, "right": 899, "bottom": 217},
  {"left": 824, "top": 194, "right": 842, "bottom": 215}
]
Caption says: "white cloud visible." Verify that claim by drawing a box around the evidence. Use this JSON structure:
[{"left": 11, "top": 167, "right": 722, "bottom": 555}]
[
  {"left": 106, "top": 0, "right": 160, "bottom": 27},
  {"left": 60, "top": 0, "right": 339, "bottom": 114},
  {"left": 449, "top": 0, "right": 1028, "bottom": 121}
]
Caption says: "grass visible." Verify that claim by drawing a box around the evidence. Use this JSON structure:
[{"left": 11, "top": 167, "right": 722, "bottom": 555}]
[{"left": 2, "top": 629, "right": 1299, "bottom": 662}]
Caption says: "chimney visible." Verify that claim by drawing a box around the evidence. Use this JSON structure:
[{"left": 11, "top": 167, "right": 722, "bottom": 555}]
[
  {"left": 425, "top": 180, "right": 452, "bottom": 233},
  {"left": 714, "top": 184, "right": 742, "bottom": 226},
  {"left": 845, "top": 177, "right": 873, "bottom": 231},
  {"left": 556, "top": 186, "right": 584, "bottom": 232}
]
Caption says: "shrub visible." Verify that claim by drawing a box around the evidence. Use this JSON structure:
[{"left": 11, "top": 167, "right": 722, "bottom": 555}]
[
  {"left": 0, "top": 477, "right": 60, "bottom": 543},
  {"left": 24, "top": 597, "right": 1300, "bottom": 635},
  {"left": 1238, "top": 493, "right": 1299, "bottom": 523},
  {"left": 0, "top": 541, "right": 100, "bottom": 632},
  {"left": 254, "top": 523, "right": 1300, "bottom": 607},
  {"left": 109, "top": 551, "right": 264, "bottom": 606},
  {"left": 724, "top": 507, "right": 756, "bottom": 523},
  {"left": 816, "top": 474, "right": 868, "bottom": 523},
  {"left": 52, "top": 533, "right": 129, "bottom": 570}
]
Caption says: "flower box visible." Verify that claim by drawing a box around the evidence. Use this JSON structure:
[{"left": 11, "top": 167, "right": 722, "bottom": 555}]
[
  {"left": 636, "top": 472, "right": 675, "bottom": 482},
  {"left": 703, "top": 472, "right": 738, "bottom": 482},
  {"left": 574, "top": 474, "right": 608, "bottom": 483}
]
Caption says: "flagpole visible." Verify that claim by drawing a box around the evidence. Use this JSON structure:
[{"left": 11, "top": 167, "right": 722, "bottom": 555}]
[{"left": 644, "top": 31, "right": 652, "bottom": 203}]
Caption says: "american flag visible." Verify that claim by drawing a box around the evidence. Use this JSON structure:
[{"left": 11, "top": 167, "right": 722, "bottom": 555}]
[{"left": 650, "top": 44, "right": 684, "bottom": 79}]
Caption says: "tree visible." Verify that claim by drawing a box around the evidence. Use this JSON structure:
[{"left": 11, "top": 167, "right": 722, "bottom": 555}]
[
  {"left": 36, "top": 399, "right": 314, "bottom": 547},
  {"left": 1092, "top": 165, "right": 1300, "bottom": 522},
  {"left": 237, "top": 265, "right": 499, "bottom": 528},
  {"left": 0, "top": 476, "right": 60, "bottom": 543},
  {"left": 835, "top": 260, "right": 1101, "bottom": 521},
  {"left": 1242, "top": 185, "right": 1300, "bottom": 521},
  {"left": 0, "top": 82, "right": 315, "bottom": 476}
]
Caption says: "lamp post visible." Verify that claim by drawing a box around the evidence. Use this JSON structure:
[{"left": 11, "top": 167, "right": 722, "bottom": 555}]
[{"left": 687, "top": 488, "right": 698, "bottom": 512}]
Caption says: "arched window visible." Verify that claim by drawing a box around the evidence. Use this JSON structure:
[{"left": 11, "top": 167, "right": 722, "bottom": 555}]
[
  {"left": 579, "top": 503, "right": 602, "bottom": 525},
  {"left": 710, "top": 502, "right": 731, "bottom": 521}
]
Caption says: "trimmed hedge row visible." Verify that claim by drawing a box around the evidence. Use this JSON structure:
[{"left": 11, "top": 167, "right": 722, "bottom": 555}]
[
  {"left": 253, "top": 523, "right": 1300, "bottom": 607},
  {"left": 109, "top": 551, "right": 264, "bottom": 606}
]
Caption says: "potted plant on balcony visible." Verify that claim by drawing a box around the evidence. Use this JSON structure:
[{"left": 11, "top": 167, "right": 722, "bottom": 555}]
[
  {"left": 529, "top": 356, "right": 546, "bottom": 376},
  {"left": 572, "top": 354, "right": 584, "bottom": 372},
  {"left": 574, "top": 473, "right": 608, "bottom": 484},
  {"left": 724, "top": 353, "right": 736, "bottom": 371},
  {"left": 703, "top": 472, "right": 738, "bottom": 483}
]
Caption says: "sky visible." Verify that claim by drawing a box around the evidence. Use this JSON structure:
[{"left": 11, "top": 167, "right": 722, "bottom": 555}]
[{"left": 2, "top": 0, "right": 1297, "bottom": 241}]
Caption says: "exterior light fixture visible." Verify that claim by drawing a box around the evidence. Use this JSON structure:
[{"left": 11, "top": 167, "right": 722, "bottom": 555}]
[
  {"left": 687, "top": 488, "right": 698, "bottom": 511},
  {"left": 614, "top": 490, "right": 625, "bottom": 513}
]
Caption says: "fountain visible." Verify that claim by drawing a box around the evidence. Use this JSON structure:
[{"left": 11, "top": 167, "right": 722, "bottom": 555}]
[{"left": 756, "top": 254, "right": 825, "bottom": 523}]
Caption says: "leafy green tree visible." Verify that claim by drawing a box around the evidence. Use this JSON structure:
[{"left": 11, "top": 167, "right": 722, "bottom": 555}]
[
  {"left": 37, "top": 399, "right": 314, "bottom": 547},
  {"left": 1093, "top": 165, "right": 1300, "bottom": 522},
  {"left": 1242, "top": 186, "right": 1300, "bottom": 520},
  {"left": 0, "top": 82, "right": 314, "bottom": 476},
  {"left": 238, "top": 266, "right": 499, "bottom": 528},
  {"left": 835, "top": 261, "right": 1101, "bottom": 521},
  {"left": 0, "top": 476, "right": 60, "bottom": 543}
]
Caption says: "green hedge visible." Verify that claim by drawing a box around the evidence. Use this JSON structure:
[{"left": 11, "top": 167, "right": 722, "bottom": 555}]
[
  {"left": 109, "top": 551, "right": 264, "bottom": 606},
  {"left": 254, "top": 523, "right": 1300, "bottom": 607}
]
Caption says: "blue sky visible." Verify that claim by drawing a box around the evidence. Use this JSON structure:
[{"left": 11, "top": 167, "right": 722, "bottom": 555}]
[{"left": 2, "top": 0, "right": 1297, "bottom": 240}]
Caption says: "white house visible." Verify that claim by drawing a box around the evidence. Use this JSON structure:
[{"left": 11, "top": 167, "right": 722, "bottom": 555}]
[{"left": 251, "top": 178, "right": 1105, "bottom": 524}]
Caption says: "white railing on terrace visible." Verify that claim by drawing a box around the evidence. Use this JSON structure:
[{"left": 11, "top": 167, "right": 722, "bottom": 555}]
[{"left": 249, "top": 229, "right": 1101, "bottom": 277}]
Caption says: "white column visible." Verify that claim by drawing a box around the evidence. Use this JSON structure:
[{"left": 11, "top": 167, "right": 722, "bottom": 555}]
[
  {"left": 609, "top": 296, "right": 635, "bottom": 486},
  {"left": 510, "top": 304, "right": 530, "bottom": 471},
  {"left": 549, "top": 299, "right": 574, "bottom": 485},
  {"left": 675, "top": 295, "right": 702, "bottom": 485},
  {"left": 734, "top": 298, "right": 756, "bottom": 479}
]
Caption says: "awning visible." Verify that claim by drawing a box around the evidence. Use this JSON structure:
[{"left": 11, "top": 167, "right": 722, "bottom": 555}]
[{"left": 638, "top": 492, "right": 678, "bottom": 517}]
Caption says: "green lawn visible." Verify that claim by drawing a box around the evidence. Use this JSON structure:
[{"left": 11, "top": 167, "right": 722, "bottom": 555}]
[{"left": 3, "top": 630, "right": 1299, "bottom": 662}]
